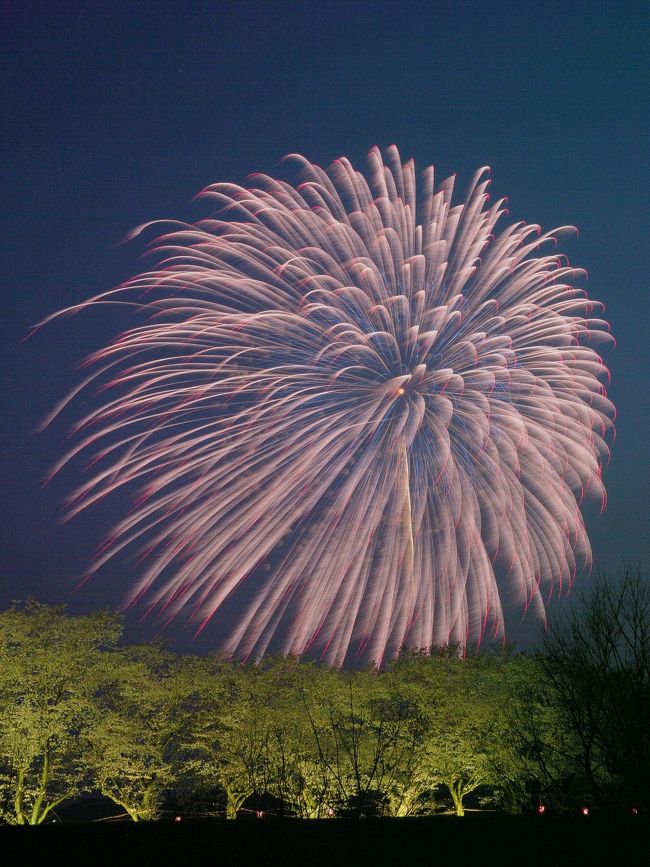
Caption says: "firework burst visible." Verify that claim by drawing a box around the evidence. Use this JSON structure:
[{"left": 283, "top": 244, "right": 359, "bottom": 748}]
[{"left": 43, "top": 147, "right": 614, "bottom": 666}]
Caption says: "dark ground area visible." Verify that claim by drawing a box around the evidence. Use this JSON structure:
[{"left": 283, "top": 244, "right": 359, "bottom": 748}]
[{"left": 1, "top": 814, "right": 647, "bottom": 867}]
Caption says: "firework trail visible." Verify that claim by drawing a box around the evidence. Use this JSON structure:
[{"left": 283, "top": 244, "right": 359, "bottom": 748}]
[{"left": 42, "top": 147, "right": 615, "bottom": 666}]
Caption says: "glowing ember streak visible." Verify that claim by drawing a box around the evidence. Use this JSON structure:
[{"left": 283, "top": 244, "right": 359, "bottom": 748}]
[{"left": 42, "top": 146, "right": 615, "bottom": 666}]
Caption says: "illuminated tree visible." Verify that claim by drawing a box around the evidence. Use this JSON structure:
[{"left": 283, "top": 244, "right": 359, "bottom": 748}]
[
  {"left": 497, "top": 652, "right": 590, "bottom": 810},
  {"left": 0, "top": 602, "right": 121, "bottom": 824},
  {"left": 303, "top": 669, "right": 427, "bottom": 818},
  {"left": 84, "top": 644, "right": 200, "bottom": 821},
  {"left": 183, "top": 658, "right": 330, "bottom": 818},
  {"left": 391, "top": 648, "right": 514, "bottom": 816}
]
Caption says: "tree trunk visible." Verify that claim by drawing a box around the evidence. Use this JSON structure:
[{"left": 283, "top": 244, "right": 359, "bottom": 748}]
[
  {"left": 448, "top": 780, "right": 465, "bottom": 816},
  {"left": 14, "top": 767, "right": 26, "bottom": 825},
  {"left": 225, "top": 784, "right": 249, "bottom": 819}
]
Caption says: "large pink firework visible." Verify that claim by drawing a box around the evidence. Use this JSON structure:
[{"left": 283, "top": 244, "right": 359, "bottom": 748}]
[{"left": 44, "top": 147, "right": 614, "bottom": 666}]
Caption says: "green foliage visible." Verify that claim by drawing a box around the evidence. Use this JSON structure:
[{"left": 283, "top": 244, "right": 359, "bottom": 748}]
[
  {"left": 0, "top": 570, "right": 646, "bottom": 824},
  {"left": 84, "top": 644, "right": 202, "bottom": 821},
  {"left": 302, "top": 668, "right": 428, "bottom": 817},
  {"left": 181, "top": 657, "right": 333, "bottom": 818},
  {"left": 390, "top": 647, "right": 517, "bottom": 815},
  {"left": 0, "top": 601, "right": 122, "bottom": 824}
]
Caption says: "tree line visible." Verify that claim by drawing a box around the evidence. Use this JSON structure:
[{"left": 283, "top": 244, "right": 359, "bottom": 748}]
[{"left": 0, "top": 568, "right": 647, "bottom": 824}]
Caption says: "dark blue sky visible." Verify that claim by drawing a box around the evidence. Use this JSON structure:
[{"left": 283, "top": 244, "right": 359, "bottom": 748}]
[{"left": 1, "top": 0, "right": 647, "bottom": 648}]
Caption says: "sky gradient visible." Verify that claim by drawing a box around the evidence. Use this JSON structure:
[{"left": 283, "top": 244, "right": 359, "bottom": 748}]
[{"left": 1, "top": 0, "right": 647, "bottom": 650}]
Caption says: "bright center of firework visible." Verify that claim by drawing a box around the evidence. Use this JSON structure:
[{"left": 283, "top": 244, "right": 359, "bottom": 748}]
[{"left": 397, "top": 387, "right": 405, "bottom": 395}]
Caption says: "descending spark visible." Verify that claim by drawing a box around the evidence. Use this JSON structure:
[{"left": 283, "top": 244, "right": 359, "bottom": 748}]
[{"left": 42, "top": 146, "right": 615, "bottom": 666}]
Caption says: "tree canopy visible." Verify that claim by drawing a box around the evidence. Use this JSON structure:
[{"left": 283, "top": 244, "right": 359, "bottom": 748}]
[{"left": 0, "top": 570, "right": 647, "bottom": 823}]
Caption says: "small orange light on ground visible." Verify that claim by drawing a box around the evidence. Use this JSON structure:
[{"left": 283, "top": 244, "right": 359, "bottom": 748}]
[{"left": 537, "top": 805, "right": 546, "bottom": 814}]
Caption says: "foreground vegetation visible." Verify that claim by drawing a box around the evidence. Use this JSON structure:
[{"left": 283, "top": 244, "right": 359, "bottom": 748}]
[{"left": 0, "top": 569, "right": 648, "bottom": 825}]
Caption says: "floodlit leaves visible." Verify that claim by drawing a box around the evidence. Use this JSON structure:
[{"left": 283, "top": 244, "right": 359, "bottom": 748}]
[
  {"left": 0, "top": 571, "right": 647, "bottom": 823},
  {"left": 0, "top": 602, "right": 122, "bottom": 824}
]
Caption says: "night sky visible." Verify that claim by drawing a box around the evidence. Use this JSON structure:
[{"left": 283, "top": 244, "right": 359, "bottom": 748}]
[{"left": 1, "top": 0, "right": 647, "bottom": 650}]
